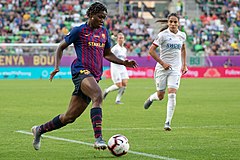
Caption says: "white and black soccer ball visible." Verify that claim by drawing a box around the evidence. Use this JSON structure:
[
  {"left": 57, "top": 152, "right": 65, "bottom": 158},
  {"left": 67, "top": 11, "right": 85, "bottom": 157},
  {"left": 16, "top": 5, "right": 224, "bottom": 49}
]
[{"left": 107, "top": 134, "right": 130, "bottom": 157}]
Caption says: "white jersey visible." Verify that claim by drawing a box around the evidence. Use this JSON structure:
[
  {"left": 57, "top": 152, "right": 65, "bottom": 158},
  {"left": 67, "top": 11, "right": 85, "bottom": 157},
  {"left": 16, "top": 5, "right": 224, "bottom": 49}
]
[
  {"left": 110, "top": 43, "right": 129, "bottom": 83},
  {"left": 153, "top": 28, "right": 186, "bottom": 72},
  {"left": 110, "top": 43, "right": 127, "bottom": 70}
]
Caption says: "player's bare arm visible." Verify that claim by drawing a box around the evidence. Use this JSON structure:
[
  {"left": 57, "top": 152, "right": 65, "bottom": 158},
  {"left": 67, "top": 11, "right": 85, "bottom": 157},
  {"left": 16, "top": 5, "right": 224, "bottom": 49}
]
[
  {"left": 104, "top": 48, "right": 137, "bottom": 68},
  {"left": 181, "top": 43, "right": 188, "bottom": 75},
  {"left": 149, "top": 44, "right": 171, "bottom": 70},
  {"left": 50, "top": 40, "right": 69, "bottom": 81}
]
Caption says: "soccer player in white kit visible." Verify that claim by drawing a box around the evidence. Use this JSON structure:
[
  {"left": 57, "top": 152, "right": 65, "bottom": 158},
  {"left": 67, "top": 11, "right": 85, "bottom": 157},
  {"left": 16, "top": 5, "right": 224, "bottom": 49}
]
[
  {"left": 103, "top": 33, "right": 129, "bottom": 104},
  {"left": 143, "top": 13, "right": 188, "bottom": 131}
]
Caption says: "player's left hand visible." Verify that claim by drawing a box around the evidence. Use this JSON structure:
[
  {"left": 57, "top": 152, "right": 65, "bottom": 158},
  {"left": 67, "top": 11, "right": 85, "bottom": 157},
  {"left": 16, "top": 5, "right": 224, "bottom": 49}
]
[
  {"left": 123, "top": 60, "right": 138, "bottom": 68},
  {"left": 49, "top": 68, "right": 60, "bottom": 81},
  {"left": 181, "top": 65, "right": 188, "bottom": 75}
]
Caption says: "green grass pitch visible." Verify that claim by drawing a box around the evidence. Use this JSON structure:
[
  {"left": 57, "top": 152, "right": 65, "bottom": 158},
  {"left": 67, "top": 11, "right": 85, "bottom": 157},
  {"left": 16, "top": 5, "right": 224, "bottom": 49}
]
[{"left": 0, "top": 78, "right": 239, "bottom": 160}]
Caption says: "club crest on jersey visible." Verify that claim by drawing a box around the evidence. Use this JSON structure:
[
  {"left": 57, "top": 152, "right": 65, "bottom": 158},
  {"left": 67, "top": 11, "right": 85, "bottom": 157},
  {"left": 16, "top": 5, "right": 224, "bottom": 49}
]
[
  {"left": 79, "top": 69, "right": 90, "bottom": 75},
  {"left": 101, "top": 34, "right": 106, "bottom": 39}
]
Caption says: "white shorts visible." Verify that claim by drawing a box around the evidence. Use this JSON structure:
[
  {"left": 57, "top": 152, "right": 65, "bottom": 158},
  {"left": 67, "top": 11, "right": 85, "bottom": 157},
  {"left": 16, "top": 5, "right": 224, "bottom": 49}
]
[
  {"left": 154, "top": 69, "right": 181, "bottom": 91},
  {"left": 111, "top": 67, "right": 129, "bottom": 84}
]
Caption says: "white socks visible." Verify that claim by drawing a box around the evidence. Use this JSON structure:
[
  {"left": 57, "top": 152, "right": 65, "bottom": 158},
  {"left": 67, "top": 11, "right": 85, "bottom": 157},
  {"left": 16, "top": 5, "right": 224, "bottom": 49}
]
[
  {"left": 165, "top": 93, "right": 176, "bottom": 124},
  {"left": 149, "top": 92, "right": 159, "bottom": 101},
  {"left": 148, "top": 92, "right": 177, "bottom": 125},
  {"left": 116, "top": 87, "right": 126, "bottom": 102},
  {"left": 106, "top": 84, "right": 119, "bottom": 93},
  {"left": 105, "top": 85, "right": 126, "bottom": 102}
]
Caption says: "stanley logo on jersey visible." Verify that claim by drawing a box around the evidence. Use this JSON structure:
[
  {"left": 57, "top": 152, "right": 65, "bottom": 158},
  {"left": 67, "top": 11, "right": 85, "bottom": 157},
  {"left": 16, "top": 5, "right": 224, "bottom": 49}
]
[{"left": 88, "top": 42, "right": 105, "bottom": 48}]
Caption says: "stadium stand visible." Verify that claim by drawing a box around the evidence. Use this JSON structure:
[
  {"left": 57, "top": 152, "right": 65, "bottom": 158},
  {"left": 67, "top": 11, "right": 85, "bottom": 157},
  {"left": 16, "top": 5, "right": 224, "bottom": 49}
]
[
  {"left": 185, "top": 0, "right": 240, "bottom": 56},
  {"left": 0, "top": 0, "right": 156, "bottom": 56},
  {"left": 0, "top": 0, "right": 239, "bottom": 57}
]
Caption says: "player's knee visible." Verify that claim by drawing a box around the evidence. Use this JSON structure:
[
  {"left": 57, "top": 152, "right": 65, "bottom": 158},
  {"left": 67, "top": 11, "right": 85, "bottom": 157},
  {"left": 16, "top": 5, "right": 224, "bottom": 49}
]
[
  {"left": 158, "top": 95, "right": 164, "bottom": 100},
  {"left": 157, "top": 92, "right": 165, "bottom": 100},
  {"left": 122, "top": 82, "right": 127, "bottom": 87},
  {"left": 92, "top": 91, "right": 103, "bottom": 103},
  {"left": 168, "top": 88, "right": 177, "bottom": 94},
  {"left": 115, "top": 83, "right": 122, "bottom": 88}
]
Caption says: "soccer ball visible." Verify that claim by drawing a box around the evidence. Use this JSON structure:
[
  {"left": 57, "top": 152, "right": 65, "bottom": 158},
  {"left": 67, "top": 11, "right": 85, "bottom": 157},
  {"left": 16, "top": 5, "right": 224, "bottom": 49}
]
[{"left": 107, "top": 134, "right": 130, "bottom": 157}]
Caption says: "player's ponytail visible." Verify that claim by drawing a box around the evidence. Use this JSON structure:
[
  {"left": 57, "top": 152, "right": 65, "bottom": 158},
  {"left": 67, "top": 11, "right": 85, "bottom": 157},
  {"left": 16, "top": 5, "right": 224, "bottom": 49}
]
[
  {"left": 155, "top": 19, "right": 168, "bottom": 33},
  {"left": 155, "top": 19, "right": 168, "bottom": 23}
]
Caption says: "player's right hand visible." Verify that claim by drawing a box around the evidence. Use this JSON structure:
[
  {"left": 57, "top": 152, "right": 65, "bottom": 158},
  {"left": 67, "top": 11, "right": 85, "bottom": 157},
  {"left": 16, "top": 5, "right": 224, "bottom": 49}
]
[
  {"left": 123, "top": 60, "right": 138, "bottom": 68},
  {"left": 162, "top": 62, "right": 171, "bottom": 70},
  {"left": 49, "top": 68, "right": 60, "bottom": 82}
]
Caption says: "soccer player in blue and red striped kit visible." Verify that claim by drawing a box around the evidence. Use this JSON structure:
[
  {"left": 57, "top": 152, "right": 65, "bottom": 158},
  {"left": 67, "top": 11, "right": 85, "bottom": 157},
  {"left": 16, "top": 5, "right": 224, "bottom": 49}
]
[{"left": 31, "top": 1, "right": 137, "bottom": 151}]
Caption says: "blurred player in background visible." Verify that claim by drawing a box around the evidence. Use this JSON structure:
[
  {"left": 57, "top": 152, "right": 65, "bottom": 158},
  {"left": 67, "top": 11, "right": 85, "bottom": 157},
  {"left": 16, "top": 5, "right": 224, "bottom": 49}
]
[
  {"left": 103, "top": 33, "right": 129, "bottom": 104},
  {"left": 143, "top": 13, "right": 188, "bottom": 131},
  {"left": 31, "top": 1, "right": 137, "bottom": 151}
]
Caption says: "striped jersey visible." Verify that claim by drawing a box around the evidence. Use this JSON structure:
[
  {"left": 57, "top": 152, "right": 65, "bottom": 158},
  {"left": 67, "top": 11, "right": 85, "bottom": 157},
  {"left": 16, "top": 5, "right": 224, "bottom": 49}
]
[{"left": 65, "top": 22, "right": 111, "bottom": 81}]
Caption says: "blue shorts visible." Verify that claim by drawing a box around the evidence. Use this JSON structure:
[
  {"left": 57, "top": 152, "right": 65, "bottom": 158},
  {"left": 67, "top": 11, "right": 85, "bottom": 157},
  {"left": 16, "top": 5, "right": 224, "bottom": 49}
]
[{"left": 72, "top": 70, "right": 93, "bottom": 105}]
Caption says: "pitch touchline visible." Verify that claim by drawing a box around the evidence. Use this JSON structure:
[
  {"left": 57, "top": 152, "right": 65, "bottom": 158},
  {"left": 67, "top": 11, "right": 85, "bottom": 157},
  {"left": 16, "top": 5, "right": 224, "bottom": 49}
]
[
  {"left": 16, "top": 130, "right": 178, "bottom": 160},
  {"left": 48, "top": 125, "right": 240, "bottom": 132}
]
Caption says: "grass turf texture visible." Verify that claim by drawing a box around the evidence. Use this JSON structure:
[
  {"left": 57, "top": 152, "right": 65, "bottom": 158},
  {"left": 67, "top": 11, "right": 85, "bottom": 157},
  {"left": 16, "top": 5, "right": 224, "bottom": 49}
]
[{"left": 0, "top": 78, "right": 239, "bottom": 160}]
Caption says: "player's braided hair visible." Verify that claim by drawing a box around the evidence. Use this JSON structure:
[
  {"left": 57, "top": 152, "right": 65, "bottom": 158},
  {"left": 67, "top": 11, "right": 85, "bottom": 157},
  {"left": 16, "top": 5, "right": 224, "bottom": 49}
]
[
  {"left": 155, "top": 13, "right": 179, "bottom": 32},
  {"left": 86, "top": 1, "right": 108, "bottom": 17}
]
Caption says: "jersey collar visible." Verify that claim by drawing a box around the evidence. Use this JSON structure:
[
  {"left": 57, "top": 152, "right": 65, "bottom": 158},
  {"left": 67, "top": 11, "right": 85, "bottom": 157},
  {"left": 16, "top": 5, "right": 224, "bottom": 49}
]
[{"left": 167, "top": 28, "right": 179, "bottom": 35}]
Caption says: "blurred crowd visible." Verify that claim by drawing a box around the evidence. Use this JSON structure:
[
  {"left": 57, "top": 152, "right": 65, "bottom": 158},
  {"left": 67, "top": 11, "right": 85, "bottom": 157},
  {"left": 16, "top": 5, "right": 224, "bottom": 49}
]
[
  {"left": 0, "top": 0, "right": 91, "bottom": 44},
  {"left": 0, "top": 0, "right": 153, "bottom": 56},
  {"left": 0, "top": 0, "right": 239, "bottom": 56},
  {"left": 184, "top": 0, "right": 240, "bottom": 56}
]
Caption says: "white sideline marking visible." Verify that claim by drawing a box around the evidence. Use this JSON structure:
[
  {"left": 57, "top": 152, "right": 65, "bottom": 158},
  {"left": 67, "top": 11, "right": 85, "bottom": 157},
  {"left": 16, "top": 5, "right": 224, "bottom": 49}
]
[
  {"left": 49, "top": 125, "right": 240, "bottom": 132},
  {"left": 16, "top": 130, "right": 178, "bottom": 160},
  {"left": 127, "top": 150, "right": 178, "bottom": 160},
  {"left": 16, "top": 130, "right": 93, "bottom": 146}
]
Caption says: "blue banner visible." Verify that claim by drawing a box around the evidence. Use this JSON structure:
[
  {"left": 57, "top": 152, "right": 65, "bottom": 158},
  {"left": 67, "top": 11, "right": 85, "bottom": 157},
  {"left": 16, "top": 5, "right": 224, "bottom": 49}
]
[
  {"left": 0, "top": 67, "right": 71, "bottom": 79},
  {"left": 0, "top": 67, "right": 110, "bottom": 79}
]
